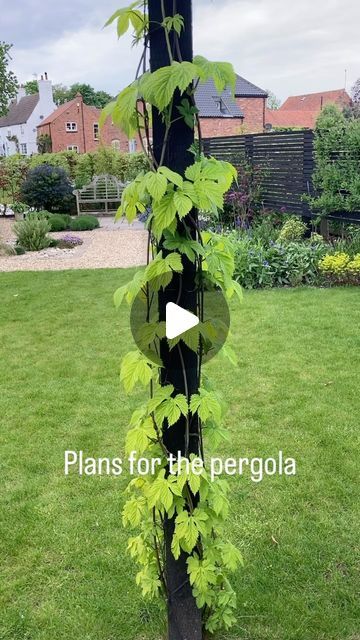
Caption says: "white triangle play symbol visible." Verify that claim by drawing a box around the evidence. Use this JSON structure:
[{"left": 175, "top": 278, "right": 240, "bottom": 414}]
[{"left": 166, "top": 302, "right": 199, "bottom": 340}]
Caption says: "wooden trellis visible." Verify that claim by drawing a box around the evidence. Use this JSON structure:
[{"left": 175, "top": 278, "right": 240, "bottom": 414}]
[{"left": 73, "top": 174, "right": 127, "bottom": 215}]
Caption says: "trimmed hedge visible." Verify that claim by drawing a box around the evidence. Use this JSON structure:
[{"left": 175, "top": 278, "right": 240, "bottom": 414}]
[{"left": 70, "top": 215, "right": 100, "bottom": 231}]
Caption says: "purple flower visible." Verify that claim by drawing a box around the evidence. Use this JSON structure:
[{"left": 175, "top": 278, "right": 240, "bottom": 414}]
[{"left": 62, "top": 234, "right": 83, "bottom": 246}]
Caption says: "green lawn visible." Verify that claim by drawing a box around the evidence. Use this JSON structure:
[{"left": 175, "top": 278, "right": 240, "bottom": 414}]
[{"left": 0, "top": 269, "right": 359, "bottom": 640}]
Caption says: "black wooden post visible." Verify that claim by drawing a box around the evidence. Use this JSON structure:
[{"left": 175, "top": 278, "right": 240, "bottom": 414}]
[{"left": 148, "top": 2, "right": 203, "bottom": 638}]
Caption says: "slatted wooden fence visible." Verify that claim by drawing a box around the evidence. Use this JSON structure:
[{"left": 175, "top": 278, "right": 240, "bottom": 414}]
[{"left": 203, "top": 130, "right": 315, "bottom": 217}]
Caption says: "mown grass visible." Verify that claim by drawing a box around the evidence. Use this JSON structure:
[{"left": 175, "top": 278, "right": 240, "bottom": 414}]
[{"left": 0, "top": 269, "right": 359, "bottom": 640}]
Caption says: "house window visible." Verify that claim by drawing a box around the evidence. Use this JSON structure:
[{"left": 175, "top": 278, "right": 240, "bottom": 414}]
[
  {"left": 213, "top": 97, "right": 228, "bottom": 115},
  {"left": 20, "top": 143, "right": 27, "bottom": 155},
  {"left": 111, "top": 139, "right": 121, "bottom": 151},
  {"left": 67, "top": 145, "right": 79, "bottom": 153},
  {"left": 7, "top": 130, "right": 11, "bottom": 137},
  {"left": 20, "top": 125, "right": 25, "bottom": 135},
  {"left": 128, "top": 139, "right": 137, "bottom": 153},
  {"left": 66, "top": 122, "right": 77, "bottom": 132},
  {"left": 93, "top": 123, "right": 99, "bottom": 140}
]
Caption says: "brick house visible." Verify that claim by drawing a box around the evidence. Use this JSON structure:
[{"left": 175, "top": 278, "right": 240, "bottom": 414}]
[
  {"left": 196, "top": 74, "right": 268, "bottom": 136},
  {"left": 37, "top": 93, "right": 139, "bottom": 154},
  {"left": 265, "top": 89, "right": 352, "bottom": 130}
]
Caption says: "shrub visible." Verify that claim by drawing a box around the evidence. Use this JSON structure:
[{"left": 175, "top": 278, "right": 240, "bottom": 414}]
[
  {"left": 277, "top": 216, "right": 307, "bottom": 244},
  {"left": 14, "top": 245, "right": 26, "bottom": 255},
  {"left": 48, "top": 214, "right": 68, "bottom": 231},
  {"left": 70, "top": 215, "right": 99, "bottom": 231},
  {"left": 0, "top": 239, "right": 16, "bottom": 256},
  {"left": 233, "top": 237, "right": 326, "bottom": 288},
  {"left": 47, "top": 213, "right": 72, "bottom": 231},
  {"left": 13, "top": 215, "right": 51, "bottom": 251},
  {"left": 21, "top": 164, "right": 75, "bottom": 212},
  {"left": 318, "top": 252, "right": 360, "bottom": 285},
  {"left": 308, "top": 105, "right": 360, "bottom": 215}
]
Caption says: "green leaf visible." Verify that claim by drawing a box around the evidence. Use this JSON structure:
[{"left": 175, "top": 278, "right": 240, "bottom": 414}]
[
  {"left": 145, "top": 171, "right": 168, "bottom": 202},
  {"left": 187, "top": 555, "right": 217, "bottom": 592},
  {"left": 173, "top": 190, "right": 193, "bottom": 218},
  {"left": 112, "top": 81, "right": 140, "bottom": 137},
  {"left": 154, "top": 393, "right": 188, "bottom": 427},
  {"left": 113, "top": 284, "right": 127, "bottom": 308},
  {"left": 174, "top": 508, "right": 209, "bottom": 554},
  {"left": 145, "top": 251, "right": 183, "bottom": 290},
  {"left": 99, "top": 100, "right": 116, "bottom": 129},
  {"left": 162, "top": 14, "right": 184, "bottom": 36},
  {"left": 125, "top": 418, "right": 156, "bottom": 455},
  {"left": 148, "top": 384, "right": 174, "bottom": 413},
  {"left": 141, "top": 62, "right": 199, "bottom": 111},
  {"left": 190, "top": 389, "right": 222, "bottom": 423},
  {"left": 194, "top": 55, "right": 236, "bottom": 95},
  {"left": 120, "top": 351, "right": 153, "bottom": 393},
  {"left": 147, "top": 469, "right": 174, "bottom": 511},
  {"left": 122, "top": 496, "right": 146, "bottom": 528},
  {"left": 177, "top": 98, "right": 198, "bottom": 128},
  {"left": 152, "top": 192, "right": 177, "bottom": 238},
  {"left": 158, "top": 166, "right": 184, "bottom": 188},
  {"left": 163, "top": 230, "right": 204, "bottom": 262},
  {"left": 220, "top": 542, "right": 244, "bottom": 572}
]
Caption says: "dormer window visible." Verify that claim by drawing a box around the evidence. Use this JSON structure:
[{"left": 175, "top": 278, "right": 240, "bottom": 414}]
[
  {"left": 66, "top": 122, "right": 77, "bottom": 132},
  {"left": 213, "top": 97, "right": 227, "bottom": 114}
]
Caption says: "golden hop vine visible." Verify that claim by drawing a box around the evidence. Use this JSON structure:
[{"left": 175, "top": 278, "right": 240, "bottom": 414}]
[{"left": 103, "top": 1, "right": 244, "bottom": 633}]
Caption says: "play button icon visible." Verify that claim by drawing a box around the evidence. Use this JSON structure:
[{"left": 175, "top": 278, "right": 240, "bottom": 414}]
[
  {"left": 129, "top": 274, "right": 230, "bottom": 366},
  {"left": 166, "top": 303, "right": 199, "bottom": 340}
]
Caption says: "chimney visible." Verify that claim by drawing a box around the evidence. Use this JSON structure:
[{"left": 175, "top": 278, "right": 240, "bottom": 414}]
[
  {"left": 16, "top": 84, "right": 26, "bottom": 103},
  {"left": 37, "top": 73, "right": 55, "bottom": 109}
]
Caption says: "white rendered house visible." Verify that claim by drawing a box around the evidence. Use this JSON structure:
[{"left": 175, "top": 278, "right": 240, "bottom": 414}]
[{"left": 0, "top": 74, "right": 56, "bottom": 157}]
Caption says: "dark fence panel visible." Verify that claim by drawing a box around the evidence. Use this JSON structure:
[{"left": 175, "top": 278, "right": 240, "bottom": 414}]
[{"left": 203, "top": 130, "right": 315, "bottom": 217}]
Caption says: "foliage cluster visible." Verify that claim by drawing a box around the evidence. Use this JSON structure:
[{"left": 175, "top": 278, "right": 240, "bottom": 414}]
[
  {"left": 103, "top": 2, "right": 246, "bottom": 634},
  {"left": 0, "top": 150, "right": 149, "bottom": 207},
  {"left": 309, "top": 105, "right": 360, "bottom": 215},
  {"left": 231, "top": 216, "right": 360, "bottom": 289},
  {"left": 318, "top": 252, "right": 360, "bottom": 285},
  {"left": 21, "top": 164, "right": 75, "bottom": 212},
  {"left": 13, "top": 214, "right": 51, "bottom": 251},
  {"left": 25, "top": 80, "right": 113, "bottom": 109},
  {"left": 0, "top": 42, "right": 18, "bottom": 117}
]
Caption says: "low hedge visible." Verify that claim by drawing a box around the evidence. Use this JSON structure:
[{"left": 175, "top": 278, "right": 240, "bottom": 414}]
[{"left": 70, "top": 215, "right": 100, "bottom": 231}]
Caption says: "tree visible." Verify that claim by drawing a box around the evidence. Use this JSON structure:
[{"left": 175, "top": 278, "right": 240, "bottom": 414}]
[
  {"left": 0, "top": 42, "right": 18, "bottom": 116},
  {"left": 53, "top": 82, "right": 113, "bottom": 108},
  {"left": 343, "top": 78, "right": 360, "bottom": 119},
  {"left": 267, "top": 90, "right": 281, "bottom": 110},
  {"left": 351, "top": 77, "right": 360, "bottom": 103},
  {"left": 24, "top": 79, "right": 38, "bottom": 95},
  {"left": 53, "top": 83, "right": 70, "bottom": 105}
]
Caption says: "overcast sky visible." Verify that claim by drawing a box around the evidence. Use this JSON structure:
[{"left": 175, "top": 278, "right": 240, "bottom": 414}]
[{"left": 1, "top": 0, "right": 359, "bottom": 102}]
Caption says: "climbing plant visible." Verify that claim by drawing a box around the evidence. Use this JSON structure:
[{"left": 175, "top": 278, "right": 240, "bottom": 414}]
[
  {"left": 103, "top": 1, "right": 243, "bottom": 635},
  {"left": 309, "top": 105, "right": 360, "bottom": 215}
]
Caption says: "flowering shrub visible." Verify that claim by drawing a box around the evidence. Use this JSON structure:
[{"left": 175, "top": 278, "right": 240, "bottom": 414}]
[
  {"left": 318, "top": 252, "right": 360, "bottom": 285},
  {"left": 215, "top": 160, "right": 264, "bottom": 229},
  {"left": 55, "top": 234, "right": 84, "bottom": 249}
]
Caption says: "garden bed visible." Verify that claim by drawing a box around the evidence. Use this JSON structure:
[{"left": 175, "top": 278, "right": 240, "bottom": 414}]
[{"left": 0, "top": 217, "right": 147, "bottom": 271}]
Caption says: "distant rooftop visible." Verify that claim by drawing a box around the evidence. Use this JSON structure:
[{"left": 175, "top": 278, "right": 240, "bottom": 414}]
[
  {"left": 0, "top": 94, "right": 39, "bottom": 127},
  {"left": 195, "top": 74, "right": 267, "bottom": 118}
]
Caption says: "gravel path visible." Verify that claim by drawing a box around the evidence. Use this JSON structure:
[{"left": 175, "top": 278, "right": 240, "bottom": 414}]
[{"left": 0, "top": 217, "right": 148, "bottom": 272}]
